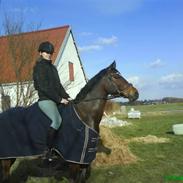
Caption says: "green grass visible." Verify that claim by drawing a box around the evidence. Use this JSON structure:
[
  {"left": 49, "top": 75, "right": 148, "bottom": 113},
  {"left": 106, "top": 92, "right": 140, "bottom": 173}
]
[
  {"left": 87, "top": 103, "right": 183, "bottom": 183},
  {"left": 114, "top": 113, "right": 183, "bottom": 138},
  {"left": 10, "top": 103, "right": 183, "bottom": 182},
  {"left": 126, "top": 102, "right": 183, "bottom": 113}
]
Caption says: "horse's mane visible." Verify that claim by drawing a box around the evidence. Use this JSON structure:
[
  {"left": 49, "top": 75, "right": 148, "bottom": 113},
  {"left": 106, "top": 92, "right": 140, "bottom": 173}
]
[{"left": 74, "top": 68, "right": 108, "bottom": 102}]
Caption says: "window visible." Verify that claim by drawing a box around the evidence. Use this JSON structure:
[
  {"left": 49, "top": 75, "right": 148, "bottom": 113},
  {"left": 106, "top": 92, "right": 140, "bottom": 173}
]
[{"left": 68, "top": 61, "right": 74, "bottom": 81}]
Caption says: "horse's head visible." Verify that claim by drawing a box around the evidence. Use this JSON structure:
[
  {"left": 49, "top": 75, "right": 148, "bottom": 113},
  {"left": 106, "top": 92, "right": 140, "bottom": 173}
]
[{"left": 104, "top": 61, "right": 139, "bottom": 102}]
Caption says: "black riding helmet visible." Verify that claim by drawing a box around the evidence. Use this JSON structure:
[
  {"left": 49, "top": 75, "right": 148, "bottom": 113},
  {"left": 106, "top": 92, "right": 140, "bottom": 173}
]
[{"left": 38, "top": 41, "right": 54, "bottom": 54}]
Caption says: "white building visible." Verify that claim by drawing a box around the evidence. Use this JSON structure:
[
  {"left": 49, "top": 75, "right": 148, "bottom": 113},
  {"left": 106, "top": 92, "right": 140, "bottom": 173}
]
[{"left": 0, "top": 25, "right": 87, "bottom": 111}]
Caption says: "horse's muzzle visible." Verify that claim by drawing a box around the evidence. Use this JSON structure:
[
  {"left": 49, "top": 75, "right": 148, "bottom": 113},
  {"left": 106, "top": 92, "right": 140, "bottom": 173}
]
[{"left": 129, "top": 90, "right": 139, "bottom": 102}]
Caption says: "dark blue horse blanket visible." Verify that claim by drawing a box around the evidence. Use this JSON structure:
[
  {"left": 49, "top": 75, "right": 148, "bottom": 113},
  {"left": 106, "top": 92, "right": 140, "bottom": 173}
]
[{"left": 0, "top": 103, "right": 99, "bottom": 164}]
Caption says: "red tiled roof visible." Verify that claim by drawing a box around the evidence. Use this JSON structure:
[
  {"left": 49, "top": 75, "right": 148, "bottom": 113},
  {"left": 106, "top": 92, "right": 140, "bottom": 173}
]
[{"left": 0, "top": 25, "right": 70, "bottom": 83}]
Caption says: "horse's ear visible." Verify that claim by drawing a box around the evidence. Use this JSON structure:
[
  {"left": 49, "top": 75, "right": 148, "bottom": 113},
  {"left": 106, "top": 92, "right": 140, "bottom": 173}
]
[{"left": 108, "top": 60, "right": 116, "bottom": 69}]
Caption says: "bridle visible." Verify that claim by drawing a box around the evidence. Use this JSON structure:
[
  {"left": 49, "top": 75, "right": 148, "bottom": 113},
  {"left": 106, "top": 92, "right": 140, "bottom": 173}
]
[
  {"left": 73, "top": 71, "right": 133, "bottom": 104},
  {"left": 107, "top": 72, "right": 133, "bottom": 98}
]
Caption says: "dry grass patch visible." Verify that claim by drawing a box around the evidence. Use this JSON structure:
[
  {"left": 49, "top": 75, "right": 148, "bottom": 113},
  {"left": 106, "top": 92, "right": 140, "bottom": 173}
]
[
  {"left": 92, "top": 126, "right": 137, "bottom": 167},
  {"left": 125, "top": 135, "right": 170, "bottom": 144}
]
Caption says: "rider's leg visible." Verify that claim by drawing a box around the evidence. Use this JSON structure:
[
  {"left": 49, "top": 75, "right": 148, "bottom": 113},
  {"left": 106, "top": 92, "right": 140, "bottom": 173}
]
[{"left": 38, "top": 100, "right": 62, "bottom": 160}]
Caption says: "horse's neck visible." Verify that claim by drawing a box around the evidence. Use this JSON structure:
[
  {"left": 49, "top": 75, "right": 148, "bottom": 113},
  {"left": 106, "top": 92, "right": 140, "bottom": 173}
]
[{"left": 74, "top": 87, "right": 108, "bottom": 131}]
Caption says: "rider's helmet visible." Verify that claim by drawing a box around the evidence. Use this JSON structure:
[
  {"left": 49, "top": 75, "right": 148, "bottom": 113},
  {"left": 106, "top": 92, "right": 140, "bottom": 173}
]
[{"left": 38, "top": 41, "right": 54, "bottom": 54}]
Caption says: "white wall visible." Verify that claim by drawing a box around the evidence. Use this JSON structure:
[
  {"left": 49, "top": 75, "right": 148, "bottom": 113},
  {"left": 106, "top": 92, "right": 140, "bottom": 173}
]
[{"left": 56, "top": 32, "right": 87, "bottom": 99}]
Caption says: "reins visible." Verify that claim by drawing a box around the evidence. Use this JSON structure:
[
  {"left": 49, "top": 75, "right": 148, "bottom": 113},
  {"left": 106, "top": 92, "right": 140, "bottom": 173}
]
[
  {"left": 71, "top": 73, "right": 133, "bottom": 104},
  {"left": 72, "top": 94, "right": 121, "bottom": 104}
]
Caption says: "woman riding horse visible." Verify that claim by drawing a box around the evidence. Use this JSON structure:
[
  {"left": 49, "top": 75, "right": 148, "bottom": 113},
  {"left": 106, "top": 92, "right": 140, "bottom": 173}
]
[
  {"left": 33, "top": 41, "right": 71, "bottom": 162},
  {"left": 0, "top": 61, "right": 138, "bottom": 183}
]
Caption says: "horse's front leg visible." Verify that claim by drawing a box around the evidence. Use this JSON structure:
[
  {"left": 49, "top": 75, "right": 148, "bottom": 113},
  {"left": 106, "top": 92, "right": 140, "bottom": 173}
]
[
  {"left": 95, "top": 123, "right": 111, "bottom": 155},
  {"left": 97, "top": 138, "right": 111, "bottom": 155},
  {"left": 1, "top": 159, "right": 15, "bottom": 182},
  {"left": 68, "top": 163, "right": 81, "bottom": 183},
  {"left": 80, "top": 164, "right": 91, "bottom": 182}
]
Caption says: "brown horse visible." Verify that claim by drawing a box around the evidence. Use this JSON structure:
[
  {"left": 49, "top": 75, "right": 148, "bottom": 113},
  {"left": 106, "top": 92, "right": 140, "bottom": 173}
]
[{"left": 0, "top": 61, "right": 138, "bottom": 183}]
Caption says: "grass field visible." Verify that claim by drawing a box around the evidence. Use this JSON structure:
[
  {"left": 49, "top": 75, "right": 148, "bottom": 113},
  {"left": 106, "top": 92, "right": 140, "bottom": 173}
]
[
  {"left": 88, "top": 103, "right": 183, "bottom": 183},
  {"left": 9, "top": 103, "right": 183, "bottom": 182}
]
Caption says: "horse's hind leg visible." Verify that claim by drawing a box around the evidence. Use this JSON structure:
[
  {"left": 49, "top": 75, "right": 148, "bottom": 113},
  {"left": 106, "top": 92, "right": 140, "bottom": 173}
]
[{"left": 1, "top": 159, "right": 16, "bottom": 182}]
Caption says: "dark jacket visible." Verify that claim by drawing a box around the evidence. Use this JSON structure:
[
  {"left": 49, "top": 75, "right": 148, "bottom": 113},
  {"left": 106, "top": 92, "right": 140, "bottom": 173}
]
[{"left": 33, "top": 58, "right": 70, "bottom": 104}]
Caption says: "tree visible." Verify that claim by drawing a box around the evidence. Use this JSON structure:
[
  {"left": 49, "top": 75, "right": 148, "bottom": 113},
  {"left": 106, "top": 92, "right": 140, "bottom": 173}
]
[{"left": 0, "top": 14, "right": 43, "bottom": 111}]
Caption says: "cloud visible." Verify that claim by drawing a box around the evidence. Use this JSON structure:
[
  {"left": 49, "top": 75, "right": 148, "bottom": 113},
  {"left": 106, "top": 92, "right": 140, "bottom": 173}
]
[
  {"left": 127, "top": 76, "right": 140, "bottom": 86},
  {"left": 78, "top": 44, "right": 102, "bottom": 52},
  {"left": 96, "top": 35, "right": 118, "bottom": 46},
  {"left": 127, "top": 76, "right": 157, "bottom": 93},
  {"left": 127, "top": 74, "right": 183, "bottom": 100},
  {"left": 79, "top": 35, "right": 118, "bottom": 52},
  {"left": 85, "top": 0, "right": 144, "bottom": 15},
  {"left": 159, "top": 73, "right": 183, "bottom": 88},
  {"left": 149, "top": 59, "right": 165, "bottom": 68},
  {"left": 127, "top": 76, "right": 145, "bottom": 89}
]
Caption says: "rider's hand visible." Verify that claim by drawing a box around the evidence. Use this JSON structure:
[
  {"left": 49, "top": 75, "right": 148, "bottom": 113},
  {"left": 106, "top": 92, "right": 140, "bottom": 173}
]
[{"left": 60, "top": 98, "right": 69, "bottom": 105}]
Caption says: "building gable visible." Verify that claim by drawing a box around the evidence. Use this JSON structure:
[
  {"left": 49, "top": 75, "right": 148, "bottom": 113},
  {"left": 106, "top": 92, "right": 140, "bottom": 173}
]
[{"left": 0, "top": 25, "right": 70, "bottom": 83}]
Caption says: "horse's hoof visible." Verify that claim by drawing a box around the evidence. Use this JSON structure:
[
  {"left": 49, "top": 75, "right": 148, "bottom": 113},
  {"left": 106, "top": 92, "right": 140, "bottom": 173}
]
[{"left": 97, "top": 146, "right": 112, "bottom": 155}]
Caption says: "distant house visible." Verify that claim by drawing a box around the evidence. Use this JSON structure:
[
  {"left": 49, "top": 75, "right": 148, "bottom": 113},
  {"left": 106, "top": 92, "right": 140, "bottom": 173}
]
[{"left": 0, "top": 25, "right": 87, "bottom": 111}]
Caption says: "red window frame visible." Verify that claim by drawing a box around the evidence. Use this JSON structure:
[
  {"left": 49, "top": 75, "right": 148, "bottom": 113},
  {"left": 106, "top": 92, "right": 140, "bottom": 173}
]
[{"left": 68, "top": 61, "right": 74, "bottom": 81}]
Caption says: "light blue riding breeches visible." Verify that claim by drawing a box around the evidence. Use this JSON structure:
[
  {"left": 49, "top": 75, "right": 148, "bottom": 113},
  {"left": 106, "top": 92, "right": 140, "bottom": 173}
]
[{"left": 38, "top": 100, "right": 62, "bottom": 130}]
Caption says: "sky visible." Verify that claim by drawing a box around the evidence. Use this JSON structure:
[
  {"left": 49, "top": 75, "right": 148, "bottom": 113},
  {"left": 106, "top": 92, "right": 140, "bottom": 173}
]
[{"left": 0, "top": 0, "right": 183, "bottom": 100}]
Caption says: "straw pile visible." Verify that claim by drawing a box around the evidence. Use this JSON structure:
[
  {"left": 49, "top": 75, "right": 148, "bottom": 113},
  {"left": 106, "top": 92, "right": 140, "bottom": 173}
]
[
  {"left": 92, "top": 127, "right": 170, "bottom": 167},
  {"left": 125, "top": 135, "right": 170, "bottom": 144},
  {"left": 92, "top": 126, "right": 137, "bottom": 167}
]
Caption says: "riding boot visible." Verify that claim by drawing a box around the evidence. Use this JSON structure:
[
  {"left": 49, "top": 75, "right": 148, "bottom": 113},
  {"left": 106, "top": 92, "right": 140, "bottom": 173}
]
[{"left": 45, "top": 127, "right": 57, "bottom": 162}]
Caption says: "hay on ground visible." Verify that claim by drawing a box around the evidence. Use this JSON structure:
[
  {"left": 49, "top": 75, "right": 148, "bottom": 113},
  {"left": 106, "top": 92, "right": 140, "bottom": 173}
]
[
  {"left": 125, "top": 135, "right": 170, "bottom": 144},
  {"left": 92, "top": 126, "right": 137, "bottom": 167}
]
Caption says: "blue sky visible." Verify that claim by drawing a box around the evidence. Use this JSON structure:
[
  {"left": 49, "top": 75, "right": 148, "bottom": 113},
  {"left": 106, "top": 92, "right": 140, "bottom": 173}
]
[{"left": 0, "top": 0, "right": 183, "bottom": 100}]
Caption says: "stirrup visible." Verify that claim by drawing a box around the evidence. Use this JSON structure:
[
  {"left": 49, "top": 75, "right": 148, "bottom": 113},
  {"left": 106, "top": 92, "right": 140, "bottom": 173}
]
[{"left": 43, "top": 148, "right": 53, "bottom": 161}]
